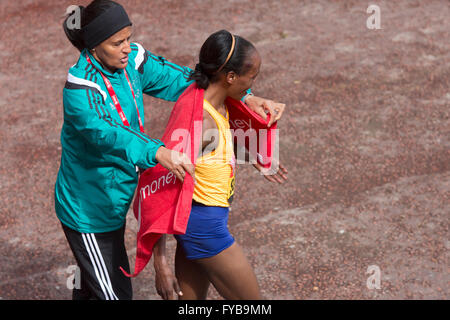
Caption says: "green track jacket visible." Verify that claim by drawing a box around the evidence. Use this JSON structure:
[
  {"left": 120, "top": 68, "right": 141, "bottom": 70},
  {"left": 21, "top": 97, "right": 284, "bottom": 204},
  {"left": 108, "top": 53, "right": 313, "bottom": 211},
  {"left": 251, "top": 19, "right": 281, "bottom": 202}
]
[{"left": 55, "top": 42, "right": 192, "bottom": 233}]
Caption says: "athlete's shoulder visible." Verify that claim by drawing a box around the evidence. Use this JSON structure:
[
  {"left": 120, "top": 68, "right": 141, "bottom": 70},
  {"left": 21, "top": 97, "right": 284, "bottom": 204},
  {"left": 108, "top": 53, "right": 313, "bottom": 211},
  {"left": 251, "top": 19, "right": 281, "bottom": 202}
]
[
  {"left": 64, "top": 51, "right": 106, "bottom": 102},
  {"left": 128, "top": 42, "right": 150, "bottom": 74},
  {"left": 66, "top": 50, "right": 90, "bottom": 78}
]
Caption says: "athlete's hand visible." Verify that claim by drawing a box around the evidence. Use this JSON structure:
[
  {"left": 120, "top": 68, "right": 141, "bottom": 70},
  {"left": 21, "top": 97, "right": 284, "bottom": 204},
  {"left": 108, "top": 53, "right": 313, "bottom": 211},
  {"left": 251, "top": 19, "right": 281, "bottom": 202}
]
[
  {"left": 155, "top": 146, "right": 195, "bottom": 183},
  {"left": 154, "top": 259, "right": 183, "bottom": 300},
  {"left": 253, "top": 160, "right": 288, "bottom": 184},
  {"left": 244, "top": 95, "right": 286, "bottom": 127}
]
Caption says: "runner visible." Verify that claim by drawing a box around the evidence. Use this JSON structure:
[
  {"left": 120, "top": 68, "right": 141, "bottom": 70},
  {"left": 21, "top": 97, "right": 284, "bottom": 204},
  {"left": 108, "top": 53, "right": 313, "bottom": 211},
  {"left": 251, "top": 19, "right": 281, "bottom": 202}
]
[{"left": 172, "top": 30, "right": 288, "bottom": 300}]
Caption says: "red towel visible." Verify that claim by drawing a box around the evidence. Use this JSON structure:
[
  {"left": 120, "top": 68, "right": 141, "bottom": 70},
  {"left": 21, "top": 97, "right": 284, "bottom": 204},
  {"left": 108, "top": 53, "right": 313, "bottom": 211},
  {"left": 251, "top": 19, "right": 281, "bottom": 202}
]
[{"left": 122, "top": 84, "right": 277, "bottom": 277}]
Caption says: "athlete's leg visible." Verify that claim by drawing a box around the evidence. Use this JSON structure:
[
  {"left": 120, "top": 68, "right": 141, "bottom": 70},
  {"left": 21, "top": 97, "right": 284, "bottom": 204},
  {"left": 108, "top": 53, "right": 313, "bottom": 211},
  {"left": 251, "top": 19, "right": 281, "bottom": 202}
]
[
  {"left": 195, "top": 242, "right": 261, "bottom": 300},
  {"left": 175, "top": 243, "right": 210, "bottom": 300}
]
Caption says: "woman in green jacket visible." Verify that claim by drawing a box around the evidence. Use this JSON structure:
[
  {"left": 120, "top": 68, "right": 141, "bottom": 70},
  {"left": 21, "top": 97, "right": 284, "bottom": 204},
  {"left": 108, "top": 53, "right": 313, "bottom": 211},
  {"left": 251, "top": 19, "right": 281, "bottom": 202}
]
[{"left": 57, "top": 0, "right": 285, "bottom": 300}]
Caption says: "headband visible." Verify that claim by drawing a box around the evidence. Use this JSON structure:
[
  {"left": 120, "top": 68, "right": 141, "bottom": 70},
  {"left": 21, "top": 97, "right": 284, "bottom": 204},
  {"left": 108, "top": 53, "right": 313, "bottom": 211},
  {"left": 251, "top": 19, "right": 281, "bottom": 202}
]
[
  {"left": 217, "top": 33, "right": 236, "bottom": 73},
  {"left": 81, "top": 4, "right": 132, "bottom": 50}
]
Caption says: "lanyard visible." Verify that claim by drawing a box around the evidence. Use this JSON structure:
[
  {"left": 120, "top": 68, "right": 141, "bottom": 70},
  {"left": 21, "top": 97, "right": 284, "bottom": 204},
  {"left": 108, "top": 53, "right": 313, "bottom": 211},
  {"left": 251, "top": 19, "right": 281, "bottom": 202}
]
[{"left": 86, "top": 54, "right": 145, "bottom": 133}]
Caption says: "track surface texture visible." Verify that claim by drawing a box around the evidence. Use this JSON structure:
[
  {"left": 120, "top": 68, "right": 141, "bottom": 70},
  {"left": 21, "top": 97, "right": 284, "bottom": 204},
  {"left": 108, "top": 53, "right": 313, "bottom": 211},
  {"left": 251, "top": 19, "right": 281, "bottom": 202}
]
[{"left": 0, "top": 0, "right": 448, "bottom": 299}]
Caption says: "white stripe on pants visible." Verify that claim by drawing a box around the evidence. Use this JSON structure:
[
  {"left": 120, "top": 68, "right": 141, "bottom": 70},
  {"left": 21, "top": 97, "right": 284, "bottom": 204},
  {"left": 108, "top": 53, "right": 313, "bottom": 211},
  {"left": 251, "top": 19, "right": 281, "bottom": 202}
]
[{"left": 81, "top": 233, "right": 119, "bottom": 300}]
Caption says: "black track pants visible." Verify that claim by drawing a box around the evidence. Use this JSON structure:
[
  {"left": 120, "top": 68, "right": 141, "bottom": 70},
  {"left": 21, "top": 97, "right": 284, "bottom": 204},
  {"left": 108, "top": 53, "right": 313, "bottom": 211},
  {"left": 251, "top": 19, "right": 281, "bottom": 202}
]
[{"left": 62, "top": 223, "right": 132, "bottom": 300}]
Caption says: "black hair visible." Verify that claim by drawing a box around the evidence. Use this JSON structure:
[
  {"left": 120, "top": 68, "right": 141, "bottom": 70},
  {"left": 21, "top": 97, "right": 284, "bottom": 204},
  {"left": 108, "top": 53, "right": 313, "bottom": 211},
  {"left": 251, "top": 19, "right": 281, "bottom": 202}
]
[
  {"left": 188, "top": 30, "right": 257, "bottom": 90},
  {"left": 63, "top": 0, "right": 122, "bottom": 52}
]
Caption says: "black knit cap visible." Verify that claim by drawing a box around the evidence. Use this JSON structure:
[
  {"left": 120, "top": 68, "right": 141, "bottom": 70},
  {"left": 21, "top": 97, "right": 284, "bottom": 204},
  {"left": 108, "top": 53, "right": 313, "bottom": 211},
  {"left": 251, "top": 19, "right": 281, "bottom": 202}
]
[{"left": 80, "top": 3, "right": 132, "bottom": 49}]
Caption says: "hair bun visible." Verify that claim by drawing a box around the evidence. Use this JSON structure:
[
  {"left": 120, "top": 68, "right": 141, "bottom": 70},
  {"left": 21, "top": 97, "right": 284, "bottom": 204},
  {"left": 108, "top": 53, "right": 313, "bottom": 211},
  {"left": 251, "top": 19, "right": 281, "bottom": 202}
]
[
  {"left": 195, "top": 63, "right": 203, "bottom": 72},
  {"left": 189, "top": 63, "right": 210, "bottom": 90}
]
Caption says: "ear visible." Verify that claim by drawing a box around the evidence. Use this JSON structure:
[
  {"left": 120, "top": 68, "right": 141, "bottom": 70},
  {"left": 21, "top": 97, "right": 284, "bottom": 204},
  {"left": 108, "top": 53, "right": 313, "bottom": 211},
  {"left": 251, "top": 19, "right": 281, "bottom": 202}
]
[{"left": 225, "top": 71, "right": 237, "bottom": 85}]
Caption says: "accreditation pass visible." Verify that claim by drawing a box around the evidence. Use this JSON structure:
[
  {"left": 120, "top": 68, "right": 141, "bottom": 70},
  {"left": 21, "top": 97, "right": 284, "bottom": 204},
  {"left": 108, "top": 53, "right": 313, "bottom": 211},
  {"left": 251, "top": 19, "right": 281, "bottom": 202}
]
[{"left": 178, "top": 303, "right": 272, "bottom": 318}]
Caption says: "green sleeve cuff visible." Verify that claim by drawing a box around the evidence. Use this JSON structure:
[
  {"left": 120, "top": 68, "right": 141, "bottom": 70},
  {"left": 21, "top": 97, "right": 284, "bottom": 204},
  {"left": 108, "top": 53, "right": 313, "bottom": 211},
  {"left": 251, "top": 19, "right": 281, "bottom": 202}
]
[{"left": 141, "top": 140, "right": 165, "bottom": 169}]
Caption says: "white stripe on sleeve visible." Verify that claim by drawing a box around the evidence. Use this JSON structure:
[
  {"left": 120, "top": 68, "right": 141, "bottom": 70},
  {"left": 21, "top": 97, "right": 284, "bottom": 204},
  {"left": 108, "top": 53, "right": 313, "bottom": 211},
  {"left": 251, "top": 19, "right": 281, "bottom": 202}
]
[{"left": 67, "top": 72, "right": 108, "bottom": 101}]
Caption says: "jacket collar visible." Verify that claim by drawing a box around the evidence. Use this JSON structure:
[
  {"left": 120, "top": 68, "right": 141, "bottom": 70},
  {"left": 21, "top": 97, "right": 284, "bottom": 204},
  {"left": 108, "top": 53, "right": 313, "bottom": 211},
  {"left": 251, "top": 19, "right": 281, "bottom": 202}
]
[{"left": 82, "top": 49, "right": 123, "bottom": 78}]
